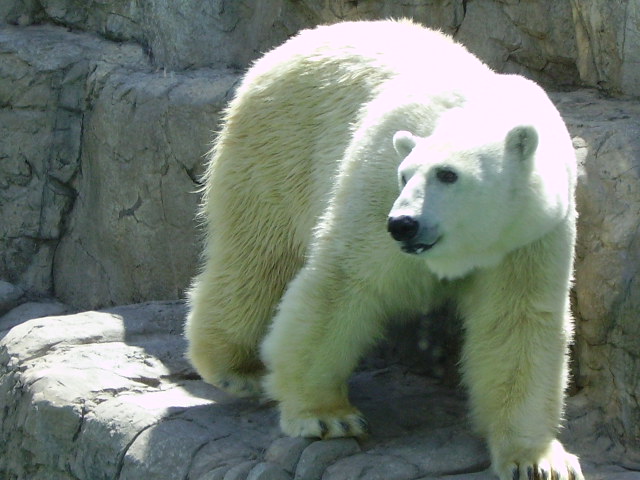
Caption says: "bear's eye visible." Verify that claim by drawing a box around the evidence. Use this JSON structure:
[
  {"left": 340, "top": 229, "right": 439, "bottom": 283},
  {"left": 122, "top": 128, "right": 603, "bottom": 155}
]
[{"left": 435, "top": 168, "right": 458, "bottom": 184}]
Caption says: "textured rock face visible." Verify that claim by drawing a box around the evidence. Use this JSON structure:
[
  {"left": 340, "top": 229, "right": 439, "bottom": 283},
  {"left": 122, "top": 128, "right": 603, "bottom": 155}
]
[
  {"left": 571, "top": 0, "right": 640, "bottom": 96},
  {"left": 554, "top": 90, "right": 640, "bottom": 467},
  {"left": 2, "top": 0, "right": 312, "bottom": 70},
  {"left": 0, "top": 25, "right": 237, "bottom": 307},
  {"left": 53, "top": 64, "right": 238, "bottom": 307},
  {"left": 0, "top": 26, "right": 118, "bottom": 294}
]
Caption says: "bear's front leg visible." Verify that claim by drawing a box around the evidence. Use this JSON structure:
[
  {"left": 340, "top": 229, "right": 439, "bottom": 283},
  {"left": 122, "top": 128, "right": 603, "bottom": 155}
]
[
  {"left": 460, "top": 252, "right": 584, "bottom": 480},
  {"left": 261, "top": 265, "right": 387, "bottom": 439}
]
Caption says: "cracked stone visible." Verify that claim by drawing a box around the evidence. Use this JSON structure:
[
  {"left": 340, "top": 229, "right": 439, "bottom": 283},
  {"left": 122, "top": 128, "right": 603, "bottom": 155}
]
[
  {"left": 223, "top": 461, "right": 259, "bottom": 480},
  {"left": 294, "top": 439, "right": 361, "bottom": 480},
  {"left": 322, "top": 453, "right": 421, "bottom": 480},
  {"left": 0, "top": 281, "right": 23, "bottom": 316},
  {"left": 246, "top": 462, "right": 291, "bottom": 480},
  {"left": 119, "top": 419, "right": 214, "bottom": 480},
  {"left": 264, "top": 437, "right": 314, "bottom": 474}
]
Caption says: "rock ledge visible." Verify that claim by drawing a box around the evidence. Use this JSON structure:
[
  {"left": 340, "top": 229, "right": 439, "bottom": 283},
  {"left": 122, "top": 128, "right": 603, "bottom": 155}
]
[{"left": 0, "top": 302, "right": 632, "bottom": 480}]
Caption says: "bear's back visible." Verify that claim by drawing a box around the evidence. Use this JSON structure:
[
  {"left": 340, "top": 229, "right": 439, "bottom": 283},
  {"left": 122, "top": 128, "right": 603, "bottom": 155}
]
[{"left": 213, "top": 20, "right": 491, "bottom": 216}]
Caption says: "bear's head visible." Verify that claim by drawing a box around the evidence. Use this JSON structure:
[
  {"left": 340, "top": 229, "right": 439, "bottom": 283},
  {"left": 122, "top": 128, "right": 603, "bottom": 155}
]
[{"left": 387, "top": 94, "right": 574, "bottom": 279}]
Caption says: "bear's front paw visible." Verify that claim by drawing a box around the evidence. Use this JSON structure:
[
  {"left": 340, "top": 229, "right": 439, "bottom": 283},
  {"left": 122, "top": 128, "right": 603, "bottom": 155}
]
[
  {"left": 280, "top": 408, "right": 371, "bottom": 439},
  {"left": 497, "top": 440, "right": 583, "bottom": 480},
  {"left": 214, "top": 372, "right": 263, "bottom": 398}
]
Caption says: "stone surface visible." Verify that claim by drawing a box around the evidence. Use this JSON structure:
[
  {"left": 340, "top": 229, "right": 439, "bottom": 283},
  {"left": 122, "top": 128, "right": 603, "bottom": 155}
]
[
  {"left": 322, "top": 453, "right": 421, "bottom": 480},
  {"left": 0, "top": 300, "right": 72, "bottom": 333},
  {"left": 246, "top": 463, "right": 290, "bottom": 480},
  {"left": 570, "top": 0, "right": 640, "bottom": 96},
  {"left": 0, "top": 24, "right": 137, "bottom": 296},
  {"left": 553, "top": 89, "right": 640, "bottom": 468},
  {"left": 265, "top": 437, "right": 314, "bottom": 474},
  {"left": 2, "top": 0, "right": 312, "bottom": 71},
  {"left": 52, "top": 63, "right": 238, "bottom": 308},
  {"left": 0, "top": 281, "right": 23, "bottom": 316},
  {"left": 0, "top": 24, "right": 146, "bottom": 298},
  {"left": 5, "top": 0, "right": 639, "bottom": 94},
  {"left": 455, "top": 0, "right": 579, "bottom": 88},
  {"left": 0, "top": 24, "right": 238, "bottom": 307},
  {"left": 293, "top": 439, "right": 361, "bottom": 480},
  {"left": 0, "top": 301, "right": 634, "bottom": 480}
]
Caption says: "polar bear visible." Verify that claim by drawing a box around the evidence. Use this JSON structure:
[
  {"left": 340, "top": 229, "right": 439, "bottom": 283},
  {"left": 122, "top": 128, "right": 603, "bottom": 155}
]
[{"left": 186, "top": 19, "right": 583, "bottom": 480}]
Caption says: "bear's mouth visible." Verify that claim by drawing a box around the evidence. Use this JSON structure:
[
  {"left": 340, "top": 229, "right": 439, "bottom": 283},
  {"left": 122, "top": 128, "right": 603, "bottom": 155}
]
[{"left": 400, "top": 239, "right": 439, "bottom": 255}]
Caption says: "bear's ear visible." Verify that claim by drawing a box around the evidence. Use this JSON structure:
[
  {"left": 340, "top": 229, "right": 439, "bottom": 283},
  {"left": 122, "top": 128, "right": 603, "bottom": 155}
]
[
  {"left": 505, "top": 125, "right": 538, "bottom": 161},
  {"left": 393, "top": 130, "right": 417, "bottom": 158}
]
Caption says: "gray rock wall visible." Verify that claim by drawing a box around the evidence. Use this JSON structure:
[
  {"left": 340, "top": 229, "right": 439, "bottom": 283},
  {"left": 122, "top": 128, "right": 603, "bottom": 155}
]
[
  {"left": 555, "top": 91, "right": 640, "bottom": 466},
  {"left": 53, "top": 62, "right": 238, "bottom": 306},
  {"left": 2, "top": 0, "right": 314, "bottom": 70},
  {"left": 0, "top": 24, "right": 238, "bottom": 307},
  {"left": 3, "top": 0, "right": 640, "bottom": 308},
  {"left": 571, "top": 0, "right": 640, "bottom": 96}
]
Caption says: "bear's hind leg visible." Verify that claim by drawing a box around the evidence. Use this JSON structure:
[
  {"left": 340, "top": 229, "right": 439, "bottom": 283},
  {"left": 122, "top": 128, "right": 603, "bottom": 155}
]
[
  {"left": 186, "top": 326, "right": 263, "bottom": 398},
  {"left": 186, "top": 266, "right": 266, "bottom": 397},
  {"left": 186, "top": 240, "right": 302, "bottom": 397}
]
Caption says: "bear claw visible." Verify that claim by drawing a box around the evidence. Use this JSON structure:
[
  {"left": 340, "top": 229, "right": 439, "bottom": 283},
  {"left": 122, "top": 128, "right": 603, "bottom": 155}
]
[
  {"left": 318, "top": 420, "right": 329, "bottom": 438},
  {"left": 357, "top": 416, "right": 371, "bottom": 434},
  {"left": 282, "top": 410, "right": 370, "bottom": 439},
  {"left": 537, "top": 467, "right": 549, "bottom": 480},
  {"left": 338, "top": 420, "right": 352, "bottom": 435},
  {"left": 509, "top": 463, "right": 578, "bottom": 480},
  {"left": 501, "top": 439, "right": 583, "bottom": 480}
]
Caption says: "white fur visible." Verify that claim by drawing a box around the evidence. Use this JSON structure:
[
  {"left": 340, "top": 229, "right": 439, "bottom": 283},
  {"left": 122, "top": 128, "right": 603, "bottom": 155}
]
[{"left": 186, "top": 20, "right": 583, "bottom": 480}]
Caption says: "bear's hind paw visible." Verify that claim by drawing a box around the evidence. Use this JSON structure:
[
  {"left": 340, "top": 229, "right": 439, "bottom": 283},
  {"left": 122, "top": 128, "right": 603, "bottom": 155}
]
[
  {"left": 282, "top": 411, "right": 370, "bottom": 439},
  {"left": 214, "top": 372, "right": 263, "bottom": 398}
]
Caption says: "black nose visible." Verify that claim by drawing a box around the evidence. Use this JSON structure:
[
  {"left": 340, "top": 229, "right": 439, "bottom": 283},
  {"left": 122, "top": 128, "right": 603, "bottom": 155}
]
[{"left": 387, "top": 215, "right": 419, "bottom": 242}]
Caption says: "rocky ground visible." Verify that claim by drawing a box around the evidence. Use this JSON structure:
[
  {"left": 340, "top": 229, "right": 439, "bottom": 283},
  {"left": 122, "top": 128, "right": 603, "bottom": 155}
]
[{"left": 1, "top": 300, "right": 638, "bottom": 480}]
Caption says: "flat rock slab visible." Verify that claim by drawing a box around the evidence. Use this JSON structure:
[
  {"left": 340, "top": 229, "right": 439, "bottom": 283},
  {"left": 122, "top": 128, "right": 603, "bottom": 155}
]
[{"left": 0, "top": 301, "right": 633, "bottom": 479}]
